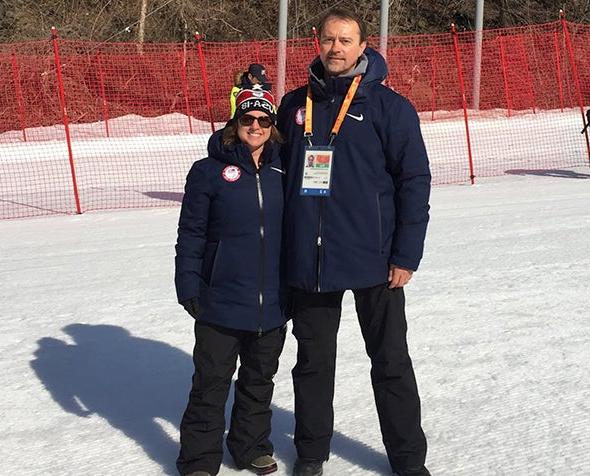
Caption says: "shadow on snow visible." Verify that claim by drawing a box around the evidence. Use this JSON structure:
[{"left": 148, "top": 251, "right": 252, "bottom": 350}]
[
  {"left": 31, "top": 323, "right": 389, "bottom": 475},
  {"left": 505, "top": 168, "right": 590, "bottom": 179}
]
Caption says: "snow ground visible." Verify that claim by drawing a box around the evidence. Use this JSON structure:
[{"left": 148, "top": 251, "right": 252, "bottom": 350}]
[{"left": 0, "top": 169, "right": 589, "bottom": 475}]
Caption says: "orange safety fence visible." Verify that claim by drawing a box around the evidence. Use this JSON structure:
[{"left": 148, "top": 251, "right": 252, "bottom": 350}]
[{"left": 1, "top": 19, "right": 589, "bottom": 219}]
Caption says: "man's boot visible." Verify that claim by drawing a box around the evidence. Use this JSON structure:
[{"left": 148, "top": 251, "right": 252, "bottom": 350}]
[{"left": 292, "top": 458, "right": 323, "bottom": 476}]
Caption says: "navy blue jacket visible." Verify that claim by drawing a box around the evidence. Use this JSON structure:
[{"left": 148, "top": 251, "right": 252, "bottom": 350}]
[
  {"left": 277, "top": 48, "right": 431, "bottom": 293},
  {"left": 174, "top": 129, "right": 287, "bottom": 332}
]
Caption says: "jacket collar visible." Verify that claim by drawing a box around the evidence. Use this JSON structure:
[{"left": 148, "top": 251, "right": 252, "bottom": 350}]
[{"left": 207, "top": 127, "right": 280, "bottom": 174}]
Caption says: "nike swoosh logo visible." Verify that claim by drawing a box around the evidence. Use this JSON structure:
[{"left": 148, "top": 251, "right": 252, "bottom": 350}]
[
  {"left": 346, "top": 113, "right": 364, "bottom": 121},
  {"left": 270, "top": 166, "right": 285, "bottom": 174}
]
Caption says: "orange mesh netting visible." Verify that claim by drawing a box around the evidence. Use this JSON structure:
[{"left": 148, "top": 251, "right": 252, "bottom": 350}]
[{"left": 1, "top": 20, "right": 589, "bottom": 219}]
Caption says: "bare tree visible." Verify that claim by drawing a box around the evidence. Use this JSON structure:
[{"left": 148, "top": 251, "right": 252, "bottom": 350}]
[{"left": 1, "top": 0, "right": 590, "bottom": 43}]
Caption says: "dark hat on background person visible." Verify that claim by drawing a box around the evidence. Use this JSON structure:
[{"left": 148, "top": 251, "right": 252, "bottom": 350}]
[
  {"left": 247, "top": 63, "right": 268, "bottom": 83},
  {"left": 234, "top": 86, "right": 277, "bottom": 123}
]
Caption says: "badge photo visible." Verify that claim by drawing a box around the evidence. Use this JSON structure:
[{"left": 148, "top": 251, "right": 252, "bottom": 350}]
[
  {"left": 300, "top": 145, "right": 334, "bottom": 197},
  {"left": 222, "top": 165, "right": 241, "bottom": 182}
]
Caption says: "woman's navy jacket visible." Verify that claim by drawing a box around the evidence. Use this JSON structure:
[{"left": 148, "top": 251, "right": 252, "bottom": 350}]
[
  {"left": 277, "top": 48, "right": 431, "bottom": 293},
  {"left": 174, "top": 129, "right": 287, "bottom": 332}
]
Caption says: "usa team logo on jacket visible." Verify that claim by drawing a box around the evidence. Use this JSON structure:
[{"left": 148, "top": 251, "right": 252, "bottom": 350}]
[
  {"left": 222, "top": 165, "right": 241, "bottom": 182},
  {"left": 295, "top": 106, "right": 305, "bottom": 125}
]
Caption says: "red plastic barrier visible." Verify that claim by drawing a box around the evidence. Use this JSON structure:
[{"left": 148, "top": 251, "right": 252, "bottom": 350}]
[{"left": 1, "top": 20, "right": 589, "bottom": 219}]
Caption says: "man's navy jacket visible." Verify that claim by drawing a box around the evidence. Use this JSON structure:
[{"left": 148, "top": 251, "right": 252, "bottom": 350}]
[
  {"left": 174, "top": 129, "right": 287, "bottom": 332},
  {"left": 277, "top": 47, "right": 431, "bottom": 293}
]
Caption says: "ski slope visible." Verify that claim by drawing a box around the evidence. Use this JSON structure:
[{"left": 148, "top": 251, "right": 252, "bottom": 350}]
[{"left": 0, "top": 169, "right": 589, "bottom": 475}]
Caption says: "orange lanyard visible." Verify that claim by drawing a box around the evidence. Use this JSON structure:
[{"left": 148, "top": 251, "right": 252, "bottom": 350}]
[{"left": 304, "top": 75, "right": 361, "bottom": 145}]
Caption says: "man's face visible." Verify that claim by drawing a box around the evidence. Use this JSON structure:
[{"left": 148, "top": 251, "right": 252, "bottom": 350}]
[{"left": 319, "top": 17, "right": 367, "bottom": 77}]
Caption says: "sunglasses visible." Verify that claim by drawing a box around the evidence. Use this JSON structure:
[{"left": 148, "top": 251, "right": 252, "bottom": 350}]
[{"left": 238, "top": 114, "right": 273, "bottom": 129}]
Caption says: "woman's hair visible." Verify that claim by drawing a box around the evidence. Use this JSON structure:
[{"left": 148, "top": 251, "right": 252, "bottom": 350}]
[
  {"left": 233, "top": 69, "right": 244, "bottom": 87},
  {"left": 222, "top": 119, "right": 283, "bottom": 146}
]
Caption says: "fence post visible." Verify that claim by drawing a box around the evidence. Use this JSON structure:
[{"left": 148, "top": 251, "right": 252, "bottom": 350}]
[
  {"left": 312, "top": 27, "right": 320, "bottom": 55},
  {"left": 518, "top": 34, "right": 537, "bottom": 114},
  {"left": 553, "top": 30, "right": 564, "bottom": 112},
  {"left": 10, "top": 52, "right": 28, "bottom": 142},
  {"left": 561, "top": 10, "right": 590, "bottom": 163},
  {"left": 498, "top": 36, "right": 513, "bottom": 117},
  {"left": 179, "top": 45, "right": 193, "bottom": 134},
  {"left": 430, "top": 47, "right": 437, "bottom": 121},
  {"left": 194, "top": 32, "right": 215, "bottom": 134},
  {"left": 51, "top": 27, "right": 82, "bottom": 214},
  {"left": 96, "top": 53, "right": 110, "bottom": 138},
  {"left": 451, "top": 24, "right": 476, "bottom": 185}
]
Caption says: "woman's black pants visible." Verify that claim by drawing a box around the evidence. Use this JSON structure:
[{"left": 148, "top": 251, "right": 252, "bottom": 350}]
[{"left": 177, "top": 321, "right": 286, "bottom": 475}]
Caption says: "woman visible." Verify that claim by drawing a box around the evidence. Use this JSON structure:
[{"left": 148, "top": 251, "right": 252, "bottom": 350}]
[{"left": 175, "top": 87, "right": 286, "bottom": 476}]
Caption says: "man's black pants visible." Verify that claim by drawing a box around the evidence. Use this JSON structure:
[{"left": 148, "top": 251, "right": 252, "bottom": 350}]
[
  {"left": 177, "top": 321, "right": 286, "bottom": 475},
  {"left": 291, "top": 284, "right": 427, "bottom": 473}
]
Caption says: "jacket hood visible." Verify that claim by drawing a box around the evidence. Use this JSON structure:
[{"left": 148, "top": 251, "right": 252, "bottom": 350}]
[
  {"left": 206, "top": 126, "right": 280, "bottom": 173},
  {"left": 308, "top": 47, "right": 388, "bottom": 98}
]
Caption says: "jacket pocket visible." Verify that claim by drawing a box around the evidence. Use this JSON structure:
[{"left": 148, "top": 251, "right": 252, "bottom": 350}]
[
  {"left": 202, "top": 241, "right": 221, "bottom": 286},
  {"left": 377, "top": 192, "right": 395, "bottom": 255}
]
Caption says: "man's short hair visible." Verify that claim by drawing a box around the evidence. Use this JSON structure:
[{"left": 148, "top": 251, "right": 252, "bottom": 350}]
[{"left": 318, "top": 8, "right": 367, "bottom": 43}]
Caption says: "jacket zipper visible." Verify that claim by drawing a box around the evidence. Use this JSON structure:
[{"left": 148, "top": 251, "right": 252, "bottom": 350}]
[
  {"left": 315, "top": 95, "right": 339, "bottom": 293},
  {"left": 316, "top": 199, "right": 323, "bottom": 292},
  {"left": 376, "top": 193, "right": 383, "bottom": 253},
  {"left": 256, "top": 171, "right": 265, "bottom": 336}
]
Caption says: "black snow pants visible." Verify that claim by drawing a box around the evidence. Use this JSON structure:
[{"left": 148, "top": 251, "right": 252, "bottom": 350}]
[
  {"left": 290, "top": 283, "right": 427, "bottom": 474},
  {"left": 176, "top": 321, "right": 286, "bottom": 475}
]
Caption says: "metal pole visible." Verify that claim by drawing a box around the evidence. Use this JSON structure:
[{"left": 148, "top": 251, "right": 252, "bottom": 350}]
[
  {"left": 277, "top": 0, "right": 288, "bottom": 103},
  {"left": 561, "top": 10, "right": 590, "bottom": 164},
  {"left": 472, "top": 0, "right": 484, "bottom": 110},
  {"left": 379, "top": 0, "right": 390, "bottom": 61}
]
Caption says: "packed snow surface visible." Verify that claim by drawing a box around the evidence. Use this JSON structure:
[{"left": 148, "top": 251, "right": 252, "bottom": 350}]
[{"left": 1, "top": 169, "right": 589, "bottom": 475}]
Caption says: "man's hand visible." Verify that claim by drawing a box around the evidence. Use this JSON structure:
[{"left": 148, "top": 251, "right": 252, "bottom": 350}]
[{"left": 388, "top": 266, "right": 413, "bottom": 288}]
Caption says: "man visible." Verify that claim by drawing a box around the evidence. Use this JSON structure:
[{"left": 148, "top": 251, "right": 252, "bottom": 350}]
[{"left": 277, "top": 8, "right": 431, "bottom": 476}]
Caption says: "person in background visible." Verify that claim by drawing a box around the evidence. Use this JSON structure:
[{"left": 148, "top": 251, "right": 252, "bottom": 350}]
[
  {"left": 175, "top": 86, "right": 286, "bottom": 476},
  {"left": 277, "top": 7, "right": 432, "bottom": 476},
  {"left": 230, "top": 64, "right": 272, "bottom": 118},
  {"left": 229, "top": 69, "right": 244, "bottom": 118},
  {"left": 241, "top": 63, "right": 272, "bottom": 91}
]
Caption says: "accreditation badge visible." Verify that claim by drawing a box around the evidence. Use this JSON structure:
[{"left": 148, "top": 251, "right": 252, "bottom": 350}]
[{"left": 300, "top": 146, "right": 334, "bottom": 196}]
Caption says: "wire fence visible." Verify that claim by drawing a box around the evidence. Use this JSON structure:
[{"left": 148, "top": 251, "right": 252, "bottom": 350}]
[{"left": 1, "top": 19, "right": 589, "bottom": 219}]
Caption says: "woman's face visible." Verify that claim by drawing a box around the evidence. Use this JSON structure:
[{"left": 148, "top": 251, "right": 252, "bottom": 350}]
[{"left": 237, "top": 111, "right": 272, "bottom": 153}]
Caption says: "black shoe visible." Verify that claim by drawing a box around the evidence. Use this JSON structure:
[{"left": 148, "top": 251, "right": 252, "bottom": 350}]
[
  {"left": 293, "top": 458, "right": 323, "bottom": 476},
  {"left": 250, "top": 455, "right": 278, "bottom": 475},
  {"left": 394, "top": 467, "right": 431, "bottom": 476}
]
